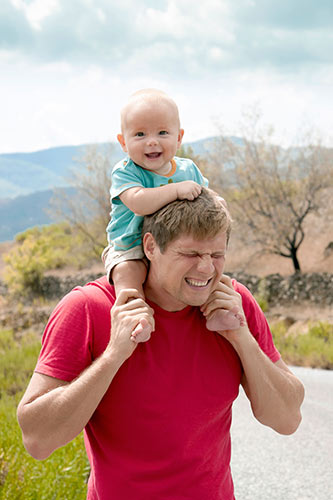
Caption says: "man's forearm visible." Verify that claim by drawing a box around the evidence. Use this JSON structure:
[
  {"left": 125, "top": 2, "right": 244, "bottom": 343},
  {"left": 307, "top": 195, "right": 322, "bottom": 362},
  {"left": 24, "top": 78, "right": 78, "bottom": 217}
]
[
  {"left": 232, "top": 329, "right": 304, "bottom": 434},
  {"left": 17, "top": 350, "right": 124, "bottom": 460}
]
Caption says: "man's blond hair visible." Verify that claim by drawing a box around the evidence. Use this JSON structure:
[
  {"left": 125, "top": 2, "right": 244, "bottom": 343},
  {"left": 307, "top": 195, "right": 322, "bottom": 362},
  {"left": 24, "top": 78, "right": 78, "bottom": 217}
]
[{"left": 142, "top": 188, "right": 232, "bottom": 252}]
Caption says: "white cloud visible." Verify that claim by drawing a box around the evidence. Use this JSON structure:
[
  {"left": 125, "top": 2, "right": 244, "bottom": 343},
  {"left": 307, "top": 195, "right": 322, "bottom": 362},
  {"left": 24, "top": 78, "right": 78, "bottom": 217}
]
[
  {"left": 10, "top": 0, "right": 59, "bottom": 30},
  {"left": 0, "top": 0, "right": 332, "bottom": 152}
]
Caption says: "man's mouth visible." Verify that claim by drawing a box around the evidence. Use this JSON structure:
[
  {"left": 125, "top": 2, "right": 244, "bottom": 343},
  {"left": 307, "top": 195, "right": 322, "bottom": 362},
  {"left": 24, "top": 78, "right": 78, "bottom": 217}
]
[
  {"left": 145, "top": 152, "right": 162, "bottom": 159},
  {"left": 185, "top": 278, "right": 211, "bottom": 288}
]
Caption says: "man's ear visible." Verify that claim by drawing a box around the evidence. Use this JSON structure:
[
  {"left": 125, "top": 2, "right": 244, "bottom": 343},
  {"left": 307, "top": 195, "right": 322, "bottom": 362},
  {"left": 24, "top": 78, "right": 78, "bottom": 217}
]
[
  {"left": 117, "top": 133, "right": 127, "bottom": 153},
  {"left": 143, "top": 232, "right": 157, "bottom": 261}
]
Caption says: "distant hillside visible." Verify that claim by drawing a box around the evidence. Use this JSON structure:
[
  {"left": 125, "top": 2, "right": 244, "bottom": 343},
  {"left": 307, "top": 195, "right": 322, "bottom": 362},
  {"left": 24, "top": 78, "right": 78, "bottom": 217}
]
[
  {"left": 0, "top": 137, "right": 218, "bottom": 241},
  {"left": 0, "top": 144, "right": 119, "bottom": 199},
  {"left": 0, "top": 188, "right": 76, "bottom": 242},
  {"left": 0, "top": 137, "right": 218, "bottom": 201}
]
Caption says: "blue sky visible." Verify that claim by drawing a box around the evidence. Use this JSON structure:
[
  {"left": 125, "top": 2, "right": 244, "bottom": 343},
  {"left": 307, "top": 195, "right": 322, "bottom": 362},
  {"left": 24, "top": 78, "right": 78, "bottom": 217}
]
[{"left": 1, "top": 0, "right": 332, "bottom": 153}]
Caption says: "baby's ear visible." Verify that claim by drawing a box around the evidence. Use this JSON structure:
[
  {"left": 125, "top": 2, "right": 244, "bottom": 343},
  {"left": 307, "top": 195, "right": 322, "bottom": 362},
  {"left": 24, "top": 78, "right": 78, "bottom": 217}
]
[
  {"left": 117, "top": 134, "right": 127, "bottom": 152},
  {"left": 177, "top": 128, "right": 184, "bottom": 147}
]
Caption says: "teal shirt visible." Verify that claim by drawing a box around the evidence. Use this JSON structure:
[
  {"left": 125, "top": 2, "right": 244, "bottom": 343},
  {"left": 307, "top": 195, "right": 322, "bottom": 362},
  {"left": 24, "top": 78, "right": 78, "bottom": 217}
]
[{"left": 106, "top": 156, "right": 209, "bottom": 251}]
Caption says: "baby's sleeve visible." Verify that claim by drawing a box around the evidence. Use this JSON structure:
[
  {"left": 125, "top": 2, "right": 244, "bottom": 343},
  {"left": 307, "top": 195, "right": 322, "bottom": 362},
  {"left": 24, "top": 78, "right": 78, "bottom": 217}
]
[{"left": 111, "top": 160, "right": 145, "bottom": 199}]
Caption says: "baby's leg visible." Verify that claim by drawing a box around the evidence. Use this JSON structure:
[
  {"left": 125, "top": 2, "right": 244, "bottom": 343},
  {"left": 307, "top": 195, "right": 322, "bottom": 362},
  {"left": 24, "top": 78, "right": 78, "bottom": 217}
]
[
  {"left": 206, "top": 307, "right": 246, "bottom": 332},
  {"left": 112, "top": 260, "right": 152, "bottom": 343}
]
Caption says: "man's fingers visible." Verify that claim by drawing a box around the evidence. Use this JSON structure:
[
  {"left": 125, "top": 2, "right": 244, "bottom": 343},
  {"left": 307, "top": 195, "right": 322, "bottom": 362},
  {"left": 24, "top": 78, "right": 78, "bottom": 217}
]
[
  {"left": 219, "top": 274, "right": 235, "bottom": 290},
  {"left": 115, "top": 288, "right": 144, "bottom": 305},
  {"left": 201, "top": 298, "right": 238, "bottom": 317}
]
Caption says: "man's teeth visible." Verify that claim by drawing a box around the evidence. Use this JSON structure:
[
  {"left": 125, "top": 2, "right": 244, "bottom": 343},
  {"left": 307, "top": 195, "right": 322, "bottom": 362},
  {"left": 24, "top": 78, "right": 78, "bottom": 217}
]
[{"left": 186, "top": 278, "right": 209, "bottom": 287}]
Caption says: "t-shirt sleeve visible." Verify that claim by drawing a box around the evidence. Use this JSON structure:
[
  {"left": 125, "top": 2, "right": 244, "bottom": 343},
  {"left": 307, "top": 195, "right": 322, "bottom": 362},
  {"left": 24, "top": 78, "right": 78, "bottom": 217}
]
[
  {"left": 233, "top": 280, "right": 281, "bottom": 363},
  {"left": 35, "top": 288, "right": 95, "bottom": 381},
  {"left": 111, "top": 160, "right": 145, "bottom": 199},
  {"left": 191, "top": 160, "right": 209, "bottom": 187}
]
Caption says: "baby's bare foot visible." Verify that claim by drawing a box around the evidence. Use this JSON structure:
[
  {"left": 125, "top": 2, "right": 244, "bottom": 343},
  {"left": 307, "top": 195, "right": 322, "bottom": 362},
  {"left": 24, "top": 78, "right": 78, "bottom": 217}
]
[
  {"left": 130, "top": 319, "right": 152, "bottom": 343},
  {"left": 206, "top": 308, "right": 245, "bottom": 332}
]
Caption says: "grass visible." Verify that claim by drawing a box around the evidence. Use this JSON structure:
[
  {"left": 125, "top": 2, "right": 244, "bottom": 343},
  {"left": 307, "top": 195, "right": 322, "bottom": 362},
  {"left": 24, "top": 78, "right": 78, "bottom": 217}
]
[
  {"left": 271, "top": 320, "right": 333, "bottom": 369},
  {"left": 0, "top": 329, "right": 89, "bottom": 500}
]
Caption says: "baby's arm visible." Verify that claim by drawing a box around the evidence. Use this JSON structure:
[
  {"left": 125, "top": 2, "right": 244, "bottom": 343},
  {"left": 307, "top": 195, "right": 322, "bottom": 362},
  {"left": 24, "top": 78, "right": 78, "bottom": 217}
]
[{"left": 120, "top": 181, "right": 202, "bottom": 216}]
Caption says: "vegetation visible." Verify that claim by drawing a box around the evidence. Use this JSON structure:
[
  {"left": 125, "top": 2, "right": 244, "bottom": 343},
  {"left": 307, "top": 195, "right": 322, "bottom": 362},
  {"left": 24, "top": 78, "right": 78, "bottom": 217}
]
[
  {"left": 3, "top": 223, "right": 90, "bottom": 298},
  {"left": 0, "top": 329, "right": 88, "bottom": 499},
  {"left": 208, "top": 108, "right": 333, "bottom": 273},
  {"left": 271, "top": 321, "right": 333, "bottom": 369},
  {"left": 50, "top": 144, "right": 113, "bottom": 258}
]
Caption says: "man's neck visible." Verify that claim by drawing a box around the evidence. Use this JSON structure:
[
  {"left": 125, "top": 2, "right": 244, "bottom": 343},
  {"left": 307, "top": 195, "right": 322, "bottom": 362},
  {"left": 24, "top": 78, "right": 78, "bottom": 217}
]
[{"left": 144, "top": 277, "right": 187, "bottom": 312}]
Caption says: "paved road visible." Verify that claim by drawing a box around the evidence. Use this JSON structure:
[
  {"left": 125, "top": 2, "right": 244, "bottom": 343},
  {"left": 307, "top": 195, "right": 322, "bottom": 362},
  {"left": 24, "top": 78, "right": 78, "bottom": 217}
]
[{"left": 230, "top": 366, "right": 333, "bottom": 500}]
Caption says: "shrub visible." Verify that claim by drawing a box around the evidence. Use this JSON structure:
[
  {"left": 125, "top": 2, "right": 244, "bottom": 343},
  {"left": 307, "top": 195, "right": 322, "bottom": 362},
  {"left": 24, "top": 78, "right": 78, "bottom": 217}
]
[
  {"left": 3, "top": 223, "right": 92, "bottom": 297},
  {"left": 271, "top": 320, "right": 333, "bottom": 369}
]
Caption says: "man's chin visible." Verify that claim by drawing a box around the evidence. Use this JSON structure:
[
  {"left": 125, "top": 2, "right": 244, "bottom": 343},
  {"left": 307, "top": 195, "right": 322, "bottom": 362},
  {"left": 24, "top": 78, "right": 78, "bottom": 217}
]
[{"left": 185, "top": 296, "right": 208, "bottom": 308}]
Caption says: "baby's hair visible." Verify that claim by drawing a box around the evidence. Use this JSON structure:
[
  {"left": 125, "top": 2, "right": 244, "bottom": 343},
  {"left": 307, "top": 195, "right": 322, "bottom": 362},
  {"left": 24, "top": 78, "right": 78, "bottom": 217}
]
[{"left": 120, "top": 88, "right": 181, "bottom": 131}]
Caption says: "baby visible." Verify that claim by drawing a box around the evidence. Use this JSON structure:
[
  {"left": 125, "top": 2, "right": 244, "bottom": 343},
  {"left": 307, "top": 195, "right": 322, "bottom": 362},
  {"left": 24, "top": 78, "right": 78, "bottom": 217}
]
[{"left": 102, "top": 89, "right": 244, "bottom": 342}]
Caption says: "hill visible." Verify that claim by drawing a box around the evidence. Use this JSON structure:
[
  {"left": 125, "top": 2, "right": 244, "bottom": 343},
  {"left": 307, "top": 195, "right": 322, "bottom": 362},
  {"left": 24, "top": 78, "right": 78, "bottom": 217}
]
[
  {"left": 0, "top": 137, "right": 217, "bottom": 201},
  {"left": 0, "top": 188, "right": 77, "bottom": 242},
  {"left": 0, "top": 144, "right": 116, "bottom": 200},
  {"left": 0, "top": 138, "right": 217, "bottom": 241}
]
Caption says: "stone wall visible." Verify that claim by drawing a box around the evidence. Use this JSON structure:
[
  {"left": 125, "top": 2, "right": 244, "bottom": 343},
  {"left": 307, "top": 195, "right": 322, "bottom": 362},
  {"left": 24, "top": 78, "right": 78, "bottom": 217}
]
[
  {"left": 227, "top": 271, "right": 333, "bottom": 307},
  {"left": 1, "top": 271, "right": 333, "bottom": 306}
]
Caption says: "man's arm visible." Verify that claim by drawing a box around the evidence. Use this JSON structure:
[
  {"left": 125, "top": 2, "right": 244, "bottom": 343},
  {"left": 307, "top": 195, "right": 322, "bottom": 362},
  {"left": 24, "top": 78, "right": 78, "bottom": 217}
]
[
  {"left": 120, "top": 181, "right": 202, "bottom": 216},
  {"left": 17, "top": 290, "right": 154, "bottom": 460},
  {"left": 201, "top": 275, "right": 305, "bottom": 435},
  {"left": 235, "top": 333, "right": 304, "bottom": 434}
]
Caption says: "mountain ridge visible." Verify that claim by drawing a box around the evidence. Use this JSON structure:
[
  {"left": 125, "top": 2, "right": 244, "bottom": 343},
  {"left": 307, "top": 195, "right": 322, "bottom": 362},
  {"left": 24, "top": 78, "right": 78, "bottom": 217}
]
[{"left": 0, "top": 137, "right": 218, "bottom": 241}]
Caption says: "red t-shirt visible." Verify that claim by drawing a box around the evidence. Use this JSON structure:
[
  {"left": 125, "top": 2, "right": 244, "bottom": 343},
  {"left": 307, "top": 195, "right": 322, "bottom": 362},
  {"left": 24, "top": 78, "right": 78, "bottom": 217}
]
[{"left": 36, "top": 276, "right": 280, "bottom": 500}]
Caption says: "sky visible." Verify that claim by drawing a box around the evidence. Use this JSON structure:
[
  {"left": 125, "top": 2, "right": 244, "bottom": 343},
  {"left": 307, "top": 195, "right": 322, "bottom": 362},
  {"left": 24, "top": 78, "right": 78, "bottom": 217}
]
[{"left": 1, "top": 0, "right": 333, "bottom": 153}]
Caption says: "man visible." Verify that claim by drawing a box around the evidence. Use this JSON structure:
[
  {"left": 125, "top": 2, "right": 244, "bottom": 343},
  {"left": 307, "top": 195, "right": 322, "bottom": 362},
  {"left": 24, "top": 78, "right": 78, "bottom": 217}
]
[{"left": 17, "top": 188, "right": 304, "bottom": 500}]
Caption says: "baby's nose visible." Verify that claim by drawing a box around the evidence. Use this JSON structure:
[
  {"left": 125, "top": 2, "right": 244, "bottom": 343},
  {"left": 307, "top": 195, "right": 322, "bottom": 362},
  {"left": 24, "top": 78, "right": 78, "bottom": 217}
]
[{"left": 146, "top": 135, "right": 158, "bottom": 146}]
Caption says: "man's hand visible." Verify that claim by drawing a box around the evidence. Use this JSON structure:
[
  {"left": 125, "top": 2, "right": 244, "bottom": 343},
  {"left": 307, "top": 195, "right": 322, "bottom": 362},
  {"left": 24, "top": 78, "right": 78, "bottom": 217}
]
[
  {"left": 200, "top": 274, "right": 246, "bottom": 339},
  {"left": 175, "top": 181, "right": 202, "bottom": 200},
  {"left": 107, "top": 289, "right": 155, "bottom": 361}
]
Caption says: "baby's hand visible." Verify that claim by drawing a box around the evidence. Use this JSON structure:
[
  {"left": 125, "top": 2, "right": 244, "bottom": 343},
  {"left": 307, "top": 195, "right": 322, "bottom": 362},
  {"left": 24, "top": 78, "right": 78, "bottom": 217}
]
[{"left": 175, "top": 181, "right": 202, "bottom": 201}]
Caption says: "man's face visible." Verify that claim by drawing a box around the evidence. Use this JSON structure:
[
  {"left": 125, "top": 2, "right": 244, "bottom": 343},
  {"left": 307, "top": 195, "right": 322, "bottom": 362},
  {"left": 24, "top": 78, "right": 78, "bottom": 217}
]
[{"left": 144, "top": 231, "right": 227, "bottom": 311}]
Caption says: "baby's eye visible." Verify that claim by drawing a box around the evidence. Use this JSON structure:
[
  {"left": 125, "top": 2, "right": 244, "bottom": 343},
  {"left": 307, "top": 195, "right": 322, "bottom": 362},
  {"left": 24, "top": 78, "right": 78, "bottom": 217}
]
[
  {"left": 135, "top": 132, "right": 145, "bottom": 137},
  {"left": 159, "top": 130, "right": 168, "bottom": 135}
]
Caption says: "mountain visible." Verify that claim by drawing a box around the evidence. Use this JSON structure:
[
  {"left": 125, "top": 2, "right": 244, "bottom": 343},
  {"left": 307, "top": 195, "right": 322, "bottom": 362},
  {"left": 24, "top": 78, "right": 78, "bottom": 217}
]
[
  {"left": 0, "top": 137, "right": 218, "bottom": 241},
  {"left": 0, "top": 188, "right": 78, "bottom": 242},
  {"left": 0, "top": 144, "right": 120, "bottom": 200},
  {"left": 0, "top": 137, "right": 219, "bottom": 200}
]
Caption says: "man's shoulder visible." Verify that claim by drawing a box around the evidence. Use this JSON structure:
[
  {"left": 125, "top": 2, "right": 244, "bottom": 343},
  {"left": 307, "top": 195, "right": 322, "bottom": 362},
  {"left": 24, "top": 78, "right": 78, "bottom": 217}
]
[
  {"left": 60, "top": 276, "right": 115, "bottom": 310},
  {"left": 232, "top": 279, "right": 257, "bottom": 309}
]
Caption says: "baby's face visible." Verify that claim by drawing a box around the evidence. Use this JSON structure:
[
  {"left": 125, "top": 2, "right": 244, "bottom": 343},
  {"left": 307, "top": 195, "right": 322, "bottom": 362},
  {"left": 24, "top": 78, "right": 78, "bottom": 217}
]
[{"left": 118, "top": 98, "right": 184, "bottom": 175}]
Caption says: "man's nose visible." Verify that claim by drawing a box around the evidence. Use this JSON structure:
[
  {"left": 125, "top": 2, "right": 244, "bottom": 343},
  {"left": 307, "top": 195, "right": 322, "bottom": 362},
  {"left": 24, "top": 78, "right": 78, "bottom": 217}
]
[{"left": 196, "top": 255, "right": 214, "bottom": 273}]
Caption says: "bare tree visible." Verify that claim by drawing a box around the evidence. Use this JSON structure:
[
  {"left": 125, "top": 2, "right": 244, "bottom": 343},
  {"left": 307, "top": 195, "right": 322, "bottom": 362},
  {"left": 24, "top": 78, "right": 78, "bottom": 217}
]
[
  {"left": 50, "top": 144, "right": 114, "bottom": 258},
  {"left": 209, "top": 110, "right": 333, "bottom": 273}
]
